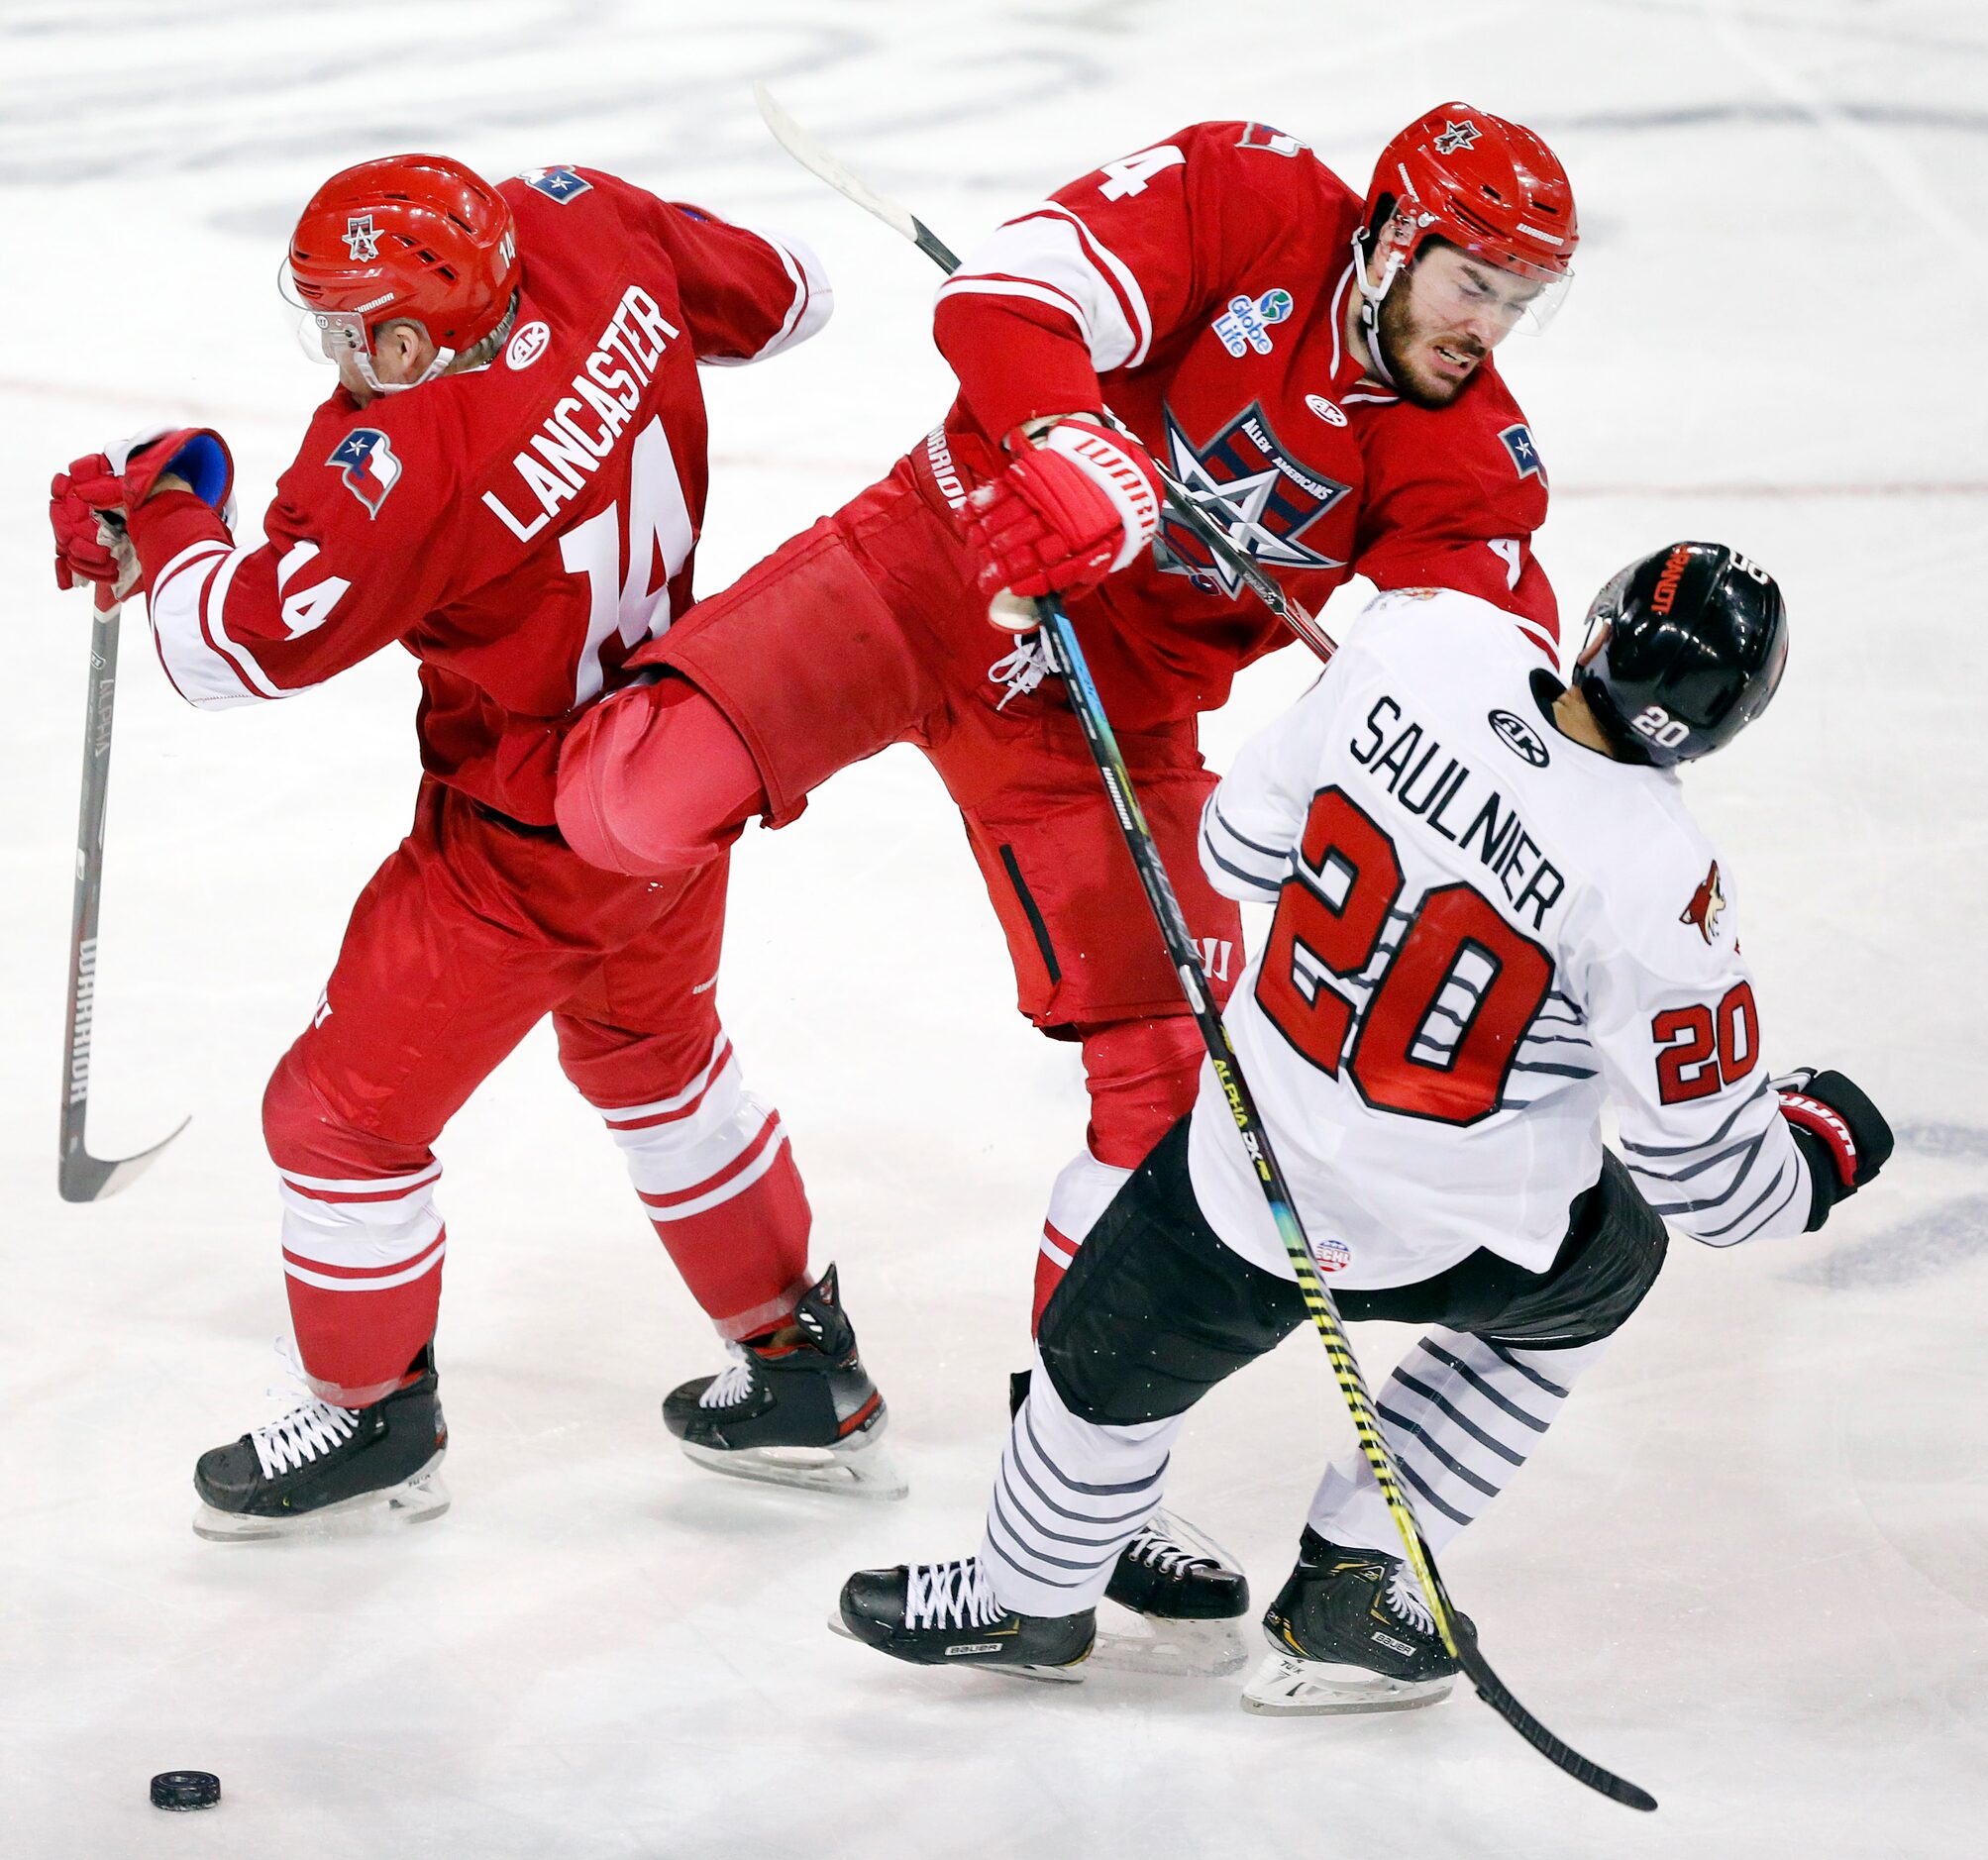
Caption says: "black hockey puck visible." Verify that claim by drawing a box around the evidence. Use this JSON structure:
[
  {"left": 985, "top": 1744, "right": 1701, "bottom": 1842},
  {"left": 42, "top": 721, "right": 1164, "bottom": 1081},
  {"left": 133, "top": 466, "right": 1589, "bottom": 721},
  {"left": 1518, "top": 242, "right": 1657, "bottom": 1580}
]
[{"left": 150, "top": 1771, "right": 221, "bottom": 1810}]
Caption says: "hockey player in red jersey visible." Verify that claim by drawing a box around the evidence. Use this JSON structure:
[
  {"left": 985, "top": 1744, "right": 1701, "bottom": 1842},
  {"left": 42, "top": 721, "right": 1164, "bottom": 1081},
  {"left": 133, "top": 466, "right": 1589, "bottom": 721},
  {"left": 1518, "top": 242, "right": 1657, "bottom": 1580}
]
[
  {"left": 44, "top": 154, "right": 904, "bottom": 1536},
  {"left": 553, "top": 105, "right": 1577, "bottom": 1646}
]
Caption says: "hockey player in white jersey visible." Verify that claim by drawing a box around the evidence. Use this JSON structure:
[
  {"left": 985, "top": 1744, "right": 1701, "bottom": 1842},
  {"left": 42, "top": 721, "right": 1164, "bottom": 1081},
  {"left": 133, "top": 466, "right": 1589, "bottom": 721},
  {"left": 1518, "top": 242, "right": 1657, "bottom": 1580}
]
[{"left": 834, "top": 541, "right": 1893, "bottom": 1698}]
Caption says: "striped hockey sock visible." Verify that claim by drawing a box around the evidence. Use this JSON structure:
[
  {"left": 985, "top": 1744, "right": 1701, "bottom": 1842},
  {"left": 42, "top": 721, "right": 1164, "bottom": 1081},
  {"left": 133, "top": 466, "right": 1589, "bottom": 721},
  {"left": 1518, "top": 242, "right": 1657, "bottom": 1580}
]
[
  {"left": 1307, "top": 1326, "right": 1612, "bottom": 1557},
  {"left": 979, "top": 1352, "right": 1188, "bottom": 1618},
  {"left": 593, "top": 1034, "right": 813, "bottom": 1341}
]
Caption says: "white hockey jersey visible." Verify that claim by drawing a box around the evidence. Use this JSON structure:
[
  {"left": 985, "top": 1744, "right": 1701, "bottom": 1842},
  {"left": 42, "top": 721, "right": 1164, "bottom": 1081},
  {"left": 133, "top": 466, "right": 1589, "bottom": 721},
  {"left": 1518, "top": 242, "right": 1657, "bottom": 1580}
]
[{"left": 1186, "top": 586, "right": 1816, "bottom": 1290}]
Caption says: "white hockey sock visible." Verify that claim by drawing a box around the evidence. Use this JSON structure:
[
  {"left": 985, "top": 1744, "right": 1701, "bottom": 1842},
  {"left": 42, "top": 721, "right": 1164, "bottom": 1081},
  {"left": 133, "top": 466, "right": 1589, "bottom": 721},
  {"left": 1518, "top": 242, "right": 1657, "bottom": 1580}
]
[
  {"left": 980, "top": 1349, "right": 1186, "bottom": 1619},
  {"left": 1308, "top": 1327, "right": 1612, "bottom": 1557}
]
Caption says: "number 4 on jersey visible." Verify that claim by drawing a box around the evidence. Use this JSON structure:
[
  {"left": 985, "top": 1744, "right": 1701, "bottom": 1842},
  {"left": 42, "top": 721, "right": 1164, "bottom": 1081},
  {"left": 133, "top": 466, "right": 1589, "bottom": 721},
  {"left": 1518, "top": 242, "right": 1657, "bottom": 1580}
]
[
  {"left": 1098, "top": 145, "right": 1185, "bottom": 200},
  {"left": 561, "top": 413, "right": 694, "bottom": 705}
]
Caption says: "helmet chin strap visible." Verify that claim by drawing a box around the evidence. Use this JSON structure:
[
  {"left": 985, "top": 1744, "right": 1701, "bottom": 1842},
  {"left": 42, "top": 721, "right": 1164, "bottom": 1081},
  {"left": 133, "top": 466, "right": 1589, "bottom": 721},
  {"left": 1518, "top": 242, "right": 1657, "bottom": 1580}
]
[
  {"left": 364, "top": 292, "right": 518, "bottom": 393},
  {"left": 1350, "top": 222, "right": 1404, "bottom": 387},
  {"left": 359, "top": 347, "right": 458, "bottom": 395}
]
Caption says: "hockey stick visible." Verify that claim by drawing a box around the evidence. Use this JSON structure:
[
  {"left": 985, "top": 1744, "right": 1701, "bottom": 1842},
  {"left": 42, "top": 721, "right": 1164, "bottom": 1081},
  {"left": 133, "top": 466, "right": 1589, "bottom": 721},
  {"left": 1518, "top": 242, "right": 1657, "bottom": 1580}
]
[
  {"left": 60, "top": 550, "right": 190, "bottom": 1202},
  {"left": 757, "top": 82, "right": 1654, "bottom": 1811},
  {"left": 752, "top": 84, "right": 1339, "bottom": 668},
  {"left": 1021, "top": 590, "right": 1654, "bottom": 1812}
]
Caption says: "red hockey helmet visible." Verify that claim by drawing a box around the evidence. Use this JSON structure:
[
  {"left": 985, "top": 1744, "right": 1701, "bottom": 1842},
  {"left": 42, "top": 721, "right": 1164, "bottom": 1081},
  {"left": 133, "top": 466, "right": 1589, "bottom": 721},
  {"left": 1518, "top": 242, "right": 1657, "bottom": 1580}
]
[
  {"left": 1362, "top": 104, "right": 1578, "bottom": 328},
  {"left": 286, "top": 154, "right": 520, "bottom": 391}
]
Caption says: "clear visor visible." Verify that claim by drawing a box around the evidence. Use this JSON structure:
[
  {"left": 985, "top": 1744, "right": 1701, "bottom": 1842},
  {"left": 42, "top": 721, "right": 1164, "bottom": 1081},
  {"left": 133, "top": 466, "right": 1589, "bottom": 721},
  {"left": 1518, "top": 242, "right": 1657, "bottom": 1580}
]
[
  {"left": 277, "top": 259, "right": 376, "bottom": 365},
  {"left": 1423, "top": 245, "right": 1573, "bottom": 336}
]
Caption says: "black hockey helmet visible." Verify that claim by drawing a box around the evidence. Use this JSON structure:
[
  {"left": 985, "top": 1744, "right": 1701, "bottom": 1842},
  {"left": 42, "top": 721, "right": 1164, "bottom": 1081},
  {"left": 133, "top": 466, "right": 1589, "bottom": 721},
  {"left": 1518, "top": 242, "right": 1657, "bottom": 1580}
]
[{"left": 1572, "top": 541, "right": 1788, "bottom": 767}]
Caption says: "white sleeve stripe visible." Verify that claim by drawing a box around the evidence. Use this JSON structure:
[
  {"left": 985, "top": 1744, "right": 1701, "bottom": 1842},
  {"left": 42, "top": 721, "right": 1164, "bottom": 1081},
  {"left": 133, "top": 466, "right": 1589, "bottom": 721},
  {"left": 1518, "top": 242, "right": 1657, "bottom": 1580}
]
[
  {"left": 935, "top": 274, "right": 1090, "bottom": 336},
  {"left": 200, "top": 547, "right": 284, "bottom": 699},
  {"left": 152, "top": 539, "right": 228, "bottom": 601},
  {"left": 148, "top": 554, "right": 259, "bottom": 709},
  {"left": 1030, "top": 201, "right": 1152, "bottom": 368},
  {"left": 943, "top": 210, "right": 1140, "bottom": 371}
]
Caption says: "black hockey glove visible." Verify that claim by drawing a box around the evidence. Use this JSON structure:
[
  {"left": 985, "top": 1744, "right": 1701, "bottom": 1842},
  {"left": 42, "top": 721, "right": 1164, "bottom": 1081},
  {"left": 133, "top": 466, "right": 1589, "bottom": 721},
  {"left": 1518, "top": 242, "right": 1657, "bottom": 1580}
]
[{"left": 1775, "top": 1069, "right": 1894, "bottom": 1231}]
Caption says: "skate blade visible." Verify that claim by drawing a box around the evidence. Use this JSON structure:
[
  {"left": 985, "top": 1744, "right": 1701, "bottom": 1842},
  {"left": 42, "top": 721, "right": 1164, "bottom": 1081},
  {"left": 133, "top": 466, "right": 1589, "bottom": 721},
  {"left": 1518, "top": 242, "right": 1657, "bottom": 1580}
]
[
  {"left": 824, "top": 1612, "right": 1089, "bottom": 1684},
  {"left": 1089, "top": 1606, "right": 1250, "bottom": 1679},
  {"left": 680, "top": 1433, "right": 907, "bottom": 1501},
  {"left": 192, "top": 1464, "right": 451, "bottom": 1543},
  {"left": 1239, "top": 1650, "right": 1455, "bottom": 1716}
]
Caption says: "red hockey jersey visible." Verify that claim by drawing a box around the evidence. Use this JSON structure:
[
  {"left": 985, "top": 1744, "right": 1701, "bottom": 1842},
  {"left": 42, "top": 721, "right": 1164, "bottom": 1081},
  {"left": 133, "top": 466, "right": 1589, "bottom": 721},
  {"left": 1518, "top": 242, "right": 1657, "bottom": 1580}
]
[
  {"left": 927, "top": 121, "right": 1555, "bottom": 722},
  {"left": 125, "top": 166, "right": 830, "bottom": 824}
]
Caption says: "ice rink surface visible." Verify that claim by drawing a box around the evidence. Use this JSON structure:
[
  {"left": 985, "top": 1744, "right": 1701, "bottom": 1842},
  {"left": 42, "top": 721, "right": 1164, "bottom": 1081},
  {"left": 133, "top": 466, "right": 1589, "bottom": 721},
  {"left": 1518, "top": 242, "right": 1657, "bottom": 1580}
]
[{"left": 2, "top": 0, "right": 1985, "bottom": 1852}]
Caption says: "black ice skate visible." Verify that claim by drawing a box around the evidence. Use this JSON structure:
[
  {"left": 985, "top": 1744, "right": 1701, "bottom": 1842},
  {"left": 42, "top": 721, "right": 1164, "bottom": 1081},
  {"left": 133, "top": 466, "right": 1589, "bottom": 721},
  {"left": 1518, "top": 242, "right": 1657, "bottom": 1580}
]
[
  {"left": 663, "top": 1265, "right": 904, "bottom": 1499},
  {"left": 1242, "top": 1527, "right": 1465, "bottom": 1714},
  {"left": 192, "top": 1345, "right": 449, "bottom": 1542},
  {"left": 1008, "top": 1370, "right": 1249, "bottom": 1677},
  {"left": 837, "top": 1557, "right": 1094, "bottom": 1682}
]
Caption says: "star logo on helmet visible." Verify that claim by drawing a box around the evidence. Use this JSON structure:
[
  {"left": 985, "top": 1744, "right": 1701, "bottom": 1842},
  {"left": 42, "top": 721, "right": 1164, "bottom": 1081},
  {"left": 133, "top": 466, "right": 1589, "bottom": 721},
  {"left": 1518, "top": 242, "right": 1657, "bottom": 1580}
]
[
  {"left": 1433, "top": 120, "right": 1481, "bottom": 155},
  {"left": 343, "top": 212, "right": 381, "bottom": 262}
]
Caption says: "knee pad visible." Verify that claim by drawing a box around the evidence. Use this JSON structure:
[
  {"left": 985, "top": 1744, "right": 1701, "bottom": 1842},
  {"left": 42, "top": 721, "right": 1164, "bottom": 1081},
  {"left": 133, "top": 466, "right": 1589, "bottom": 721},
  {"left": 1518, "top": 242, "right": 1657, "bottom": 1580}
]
[
  {"left": 556, "top": 677, "right": 767, "bottom": 876},
  {"left": 1078, "top": 1016, "right": 1207, "bottom": 1169},
  {"left": 1038, "top": 1120, "right": 1304, "bottom": 1424}
]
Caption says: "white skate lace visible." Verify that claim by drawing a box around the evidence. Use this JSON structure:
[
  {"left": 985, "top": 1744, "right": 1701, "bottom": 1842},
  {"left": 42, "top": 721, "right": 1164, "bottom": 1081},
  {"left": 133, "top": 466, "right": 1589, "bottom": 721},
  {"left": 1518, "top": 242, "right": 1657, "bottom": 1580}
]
[
  {"left": 244, "top": 1338, "right": 362, "bottom": 1480},
  {"left": 1383, "top": 1564, "right": 1436, "bottom": 1637},
  {"left": 988, "top": 635, "right": 1051, "bottom": 710},
  {"left": 1124, "top": 1519, "right": 1218, "bottom": 1576},
  {"left": 699, "top": 1343, "right": 758, "bottom": 1410},
  {"left": 906, "top": 1559, "right": 1004, "bottom": 1631}
]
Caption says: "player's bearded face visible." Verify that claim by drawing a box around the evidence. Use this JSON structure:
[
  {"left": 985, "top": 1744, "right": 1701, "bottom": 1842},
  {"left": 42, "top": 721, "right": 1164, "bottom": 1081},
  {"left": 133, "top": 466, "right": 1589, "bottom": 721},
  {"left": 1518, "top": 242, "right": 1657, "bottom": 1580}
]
[{"left": 1377, "top": 245, "right": 1532, "bottom": 409}]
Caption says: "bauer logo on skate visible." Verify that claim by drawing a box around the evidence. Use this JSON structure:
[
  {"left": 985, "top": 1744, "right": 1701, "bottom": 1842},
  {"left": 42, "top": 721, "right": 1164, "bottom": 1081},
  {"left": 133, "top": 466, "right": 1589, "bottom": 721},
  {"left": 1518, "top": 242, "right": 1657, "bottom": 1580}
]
[{"left": 327, "top": 429, "right": 402, "bottom": 518}]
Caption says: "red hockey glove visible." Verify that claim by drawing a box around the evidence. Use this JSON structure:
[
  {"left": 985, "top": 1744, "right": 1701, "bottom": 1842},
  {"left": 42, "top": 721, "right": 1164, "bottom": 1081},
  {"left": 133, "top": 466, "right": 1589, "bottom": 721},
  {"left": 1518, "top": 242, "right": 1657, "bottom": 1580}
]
[
  {"left": 51, "top": 427, "right": 235, "bottom": 592},
  {"left": 962, "top": 417, "right": 1164, "bottom": 623},
  {"left": 1776, "top": 1068, "right": 1893, "bottom": 1230}
]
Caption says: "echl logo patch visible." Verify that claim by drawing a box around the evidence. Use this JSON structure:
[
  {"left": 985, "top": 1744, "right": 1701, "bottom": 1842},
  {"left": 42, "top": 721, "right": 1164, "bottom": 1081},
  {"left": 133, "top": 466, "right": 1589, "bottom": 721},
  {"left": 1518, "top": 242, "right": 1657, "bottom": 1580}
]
[
  {"left": 1681, "top": 862, "right": 1726, "bottom": 944},
  {"left": 517, "top": 165, "right": 591, "bottom": 203},
  {"left": 1500, "top": 423, "right": 1545, "bottom": 482},
  {"left": 1156, "top": 400, "right": 1348, "bottom": 597},
  {"left": 327, "top": 428, "right": 402, "bottom": 518}
]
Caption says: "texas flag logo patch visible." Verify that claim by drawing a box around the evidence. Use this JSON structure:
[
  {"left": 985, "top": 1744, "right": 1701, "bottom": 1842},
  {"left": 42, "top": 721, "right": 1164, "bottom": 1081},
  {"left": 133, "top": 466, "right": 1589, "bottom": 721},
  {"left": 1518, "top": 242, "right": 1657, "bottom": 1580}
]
[
  {"left": 1500, "top": 422, "right": 1545, "bottom": 483},
  {"left": 517, "top": 165, "right": 590, "bottom": 203},
  {"left": 328, "top": 428, "right": 402, "bottom": 518}
]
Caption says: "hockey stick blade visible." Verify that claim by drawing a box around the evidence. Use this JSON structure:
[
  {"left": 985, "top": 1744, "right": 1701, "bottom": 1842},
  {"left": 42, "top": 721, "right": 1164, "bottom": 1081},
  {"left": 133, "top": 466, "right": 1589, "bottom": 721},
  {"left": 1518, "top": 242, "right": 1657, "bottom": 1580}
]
[
  {"left": 60, "top": 1117, "right": 191, "bottom": 1204},
  {"left": 1455, "top": 1625, "right": 1656, "bottom": 1811},
  {"left": 59, "top": 575, "right": 190, "bottom": 1203},
  {"left": 753, "top": 84, "right": 960, "bottom": 272}
]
